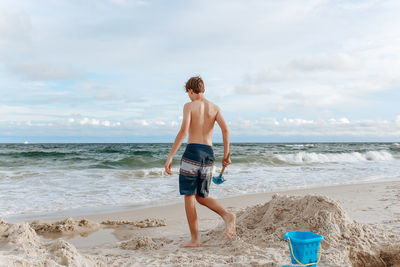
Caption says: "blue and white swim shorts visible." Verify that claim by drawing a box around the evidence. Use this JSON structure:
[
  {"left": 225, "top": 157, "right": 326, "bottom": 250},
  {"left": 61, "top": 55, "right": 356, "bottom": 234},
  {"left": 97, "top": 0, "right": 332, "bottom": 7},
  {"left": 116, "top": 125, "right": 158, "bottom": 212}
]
[{"left": 179, "top": 143, "right": 215, "bottom": 197}]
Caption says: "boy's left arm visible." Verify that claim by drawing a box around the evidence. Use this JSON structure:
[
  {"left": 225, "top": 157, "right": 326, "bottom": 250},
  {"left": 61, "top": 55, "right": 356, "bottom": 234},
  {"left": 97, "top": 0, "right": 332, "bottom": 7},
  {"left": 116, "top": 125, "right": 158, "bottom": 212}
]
[{"left": 164, "top": 103, "right": 191, "bottom": 175}]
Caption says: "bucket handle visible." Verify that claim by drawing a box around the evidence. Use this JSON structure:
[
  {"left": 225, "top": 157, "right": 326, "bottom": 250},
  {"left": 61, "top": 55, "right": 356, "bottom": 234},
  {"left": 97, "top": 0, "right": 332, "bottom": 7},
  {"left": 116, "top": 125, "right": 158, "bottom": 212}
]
[{"left": 287, "top": 237, "right": 322, "bottom": 266}]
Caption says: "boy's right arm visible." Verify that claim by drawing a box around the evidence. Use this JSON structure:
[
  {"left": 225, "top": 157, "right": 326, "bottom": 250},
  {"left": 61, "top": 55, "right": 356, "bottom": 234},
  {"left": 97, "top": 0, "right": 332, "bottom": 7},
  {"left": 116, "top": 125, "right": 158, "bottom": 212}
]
[
  {"left": 164, "top": 103, "right": 191, "bottom": 175},
  {"left": 216, "top": 107, "right": 231, "bottom": 167}
]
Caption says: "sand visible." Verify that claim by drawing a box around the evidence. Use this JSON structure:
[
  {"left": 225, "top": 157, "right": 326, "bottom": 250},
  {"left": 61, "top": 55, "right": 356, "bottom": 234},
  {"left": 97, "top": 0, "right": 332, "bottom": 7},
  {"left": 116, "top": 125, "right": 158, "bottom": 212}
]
[
  {"left": 1, "top": 181, "right": 400, "bottom": 266},
  {"left": 101, "top": 218, "right": 167, "bottom": 228},
  {"left": 30, "top": 218, "right": 100, "bottom": 239}
]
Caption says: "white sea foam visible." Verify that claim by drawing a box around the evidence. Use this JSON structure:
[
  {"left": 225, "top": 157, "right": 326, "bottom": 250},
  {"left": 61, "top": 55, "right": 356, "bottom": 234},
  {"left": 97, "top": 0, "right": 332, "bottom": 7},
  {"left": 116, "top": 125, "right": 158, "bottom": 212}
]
[
  {"left": 115, "top": 168, "right": 167, "bottom": 179},
  {"left": 276, "top": 150, "right": 393, "bottom": 164},
  {"left": 284, "top": 144, "right": 315, "bottom": 148}
]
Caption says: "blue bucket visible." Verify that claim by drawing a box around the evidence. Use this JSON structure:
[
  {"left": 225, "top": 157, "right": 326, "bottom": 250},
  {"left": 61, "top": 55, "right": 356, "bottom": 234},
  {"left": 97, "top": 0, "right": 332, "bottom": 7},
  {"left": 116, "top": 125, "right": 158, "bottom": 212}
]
[{"left": 283, "top": 231, "right": 324, "bottom": 267}]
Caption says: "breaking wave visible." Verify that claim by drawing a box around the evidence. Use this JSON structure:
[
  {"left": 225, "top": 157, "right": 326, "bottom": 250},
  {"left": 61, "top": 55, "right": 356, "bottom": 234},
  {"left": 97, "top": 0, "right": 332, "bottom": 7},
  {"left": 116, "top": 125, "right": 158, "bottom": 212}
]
[{"left": 274, "top": 150, "right": 394, "bottom": 164}]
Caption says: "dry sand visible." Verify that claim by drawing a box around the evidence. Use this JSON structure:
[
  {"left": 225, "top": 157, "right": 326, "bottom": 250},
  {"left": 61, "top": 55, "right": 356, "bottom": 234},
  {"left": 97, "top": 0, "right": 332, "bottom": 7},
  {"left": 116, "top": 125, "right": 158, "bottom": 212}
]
[{"left": 1, "top": 181, "right": 400, "bottom": 266}]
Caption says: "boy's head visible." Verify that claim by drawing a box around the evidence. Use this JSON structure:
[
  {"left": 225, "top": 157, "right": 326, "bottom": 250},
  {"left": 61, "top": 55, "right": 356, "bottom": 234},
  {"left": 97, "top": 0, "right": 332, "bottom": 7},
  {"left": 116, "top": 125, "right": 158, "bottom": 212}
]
[{"left": 185, "top": 76, "right": 205, "bottom": 94}]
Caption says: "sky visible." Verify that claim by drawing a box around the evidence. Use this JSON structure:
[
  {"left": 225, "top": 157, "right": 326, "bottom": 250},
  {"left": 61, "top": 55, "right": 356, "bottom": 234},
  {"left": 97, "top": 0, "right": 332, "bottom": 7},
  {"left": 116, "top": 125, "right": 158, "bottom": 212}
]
[{"left": 0, "top": 0, "right": 399, "bottom": 143}]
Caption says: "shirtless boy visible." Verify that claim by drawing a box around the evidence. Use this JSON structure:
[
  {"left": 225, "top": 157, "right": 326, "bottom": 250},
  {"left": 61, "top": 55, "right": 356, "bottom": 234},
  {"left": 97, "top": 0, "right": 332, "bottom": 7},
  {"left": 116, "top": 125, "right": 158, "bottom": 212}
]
[{"left": 164, "top": 76, "right": 236, "bottom": 248}]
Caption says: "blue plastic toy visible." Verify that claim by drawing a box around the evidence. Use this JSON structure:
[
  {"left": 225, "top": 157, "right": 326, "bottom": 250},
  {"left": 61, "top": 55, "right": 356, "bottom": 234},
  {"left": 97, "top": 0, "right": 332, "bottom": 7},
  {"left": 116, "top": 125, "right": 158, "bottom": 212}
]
[
  {"left": 212, "top": 152, "right": 231, "bottom": 184},
  {"left": 283, "top": 231, "right": 324, "bottom": 267}
]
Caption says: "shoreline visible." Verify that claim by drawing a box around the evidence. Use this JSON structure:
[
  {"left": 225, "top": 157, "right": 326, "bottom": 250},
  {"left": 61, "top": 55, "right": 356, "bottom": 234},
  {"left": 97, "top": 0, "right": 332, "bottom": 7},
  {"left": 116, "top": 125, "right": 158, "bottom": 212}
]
[{"left": 5, "top": 179, "right": 399, "bottom": 224}]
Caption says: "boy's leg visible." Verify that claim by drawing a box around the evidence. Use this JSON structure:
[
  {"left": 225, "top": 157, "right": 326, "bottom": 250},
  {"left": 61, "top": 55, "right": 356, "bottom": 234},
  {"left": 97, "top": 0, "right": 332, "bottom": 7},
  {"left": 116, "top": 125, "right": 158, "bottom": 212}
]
[
  {"left": 195, "top": 195, "right": 236, "bottom": 239},
  {"left": 181, "top": 195, "right": 200, "bottom": 248}
]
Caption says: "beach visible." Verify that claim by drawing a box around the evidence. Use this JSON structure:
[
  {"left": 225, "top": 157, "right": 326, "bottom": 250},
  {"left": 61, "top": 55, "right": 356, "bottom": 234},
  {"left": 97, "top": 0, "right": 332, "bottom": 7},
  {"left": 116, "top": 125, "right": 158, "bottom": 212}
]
[
  {"left": 2, "top": 0, "right": 400, "bottom": 265},
  {"left": 1, "top": 180, "right": 400, "bottom": 266}
]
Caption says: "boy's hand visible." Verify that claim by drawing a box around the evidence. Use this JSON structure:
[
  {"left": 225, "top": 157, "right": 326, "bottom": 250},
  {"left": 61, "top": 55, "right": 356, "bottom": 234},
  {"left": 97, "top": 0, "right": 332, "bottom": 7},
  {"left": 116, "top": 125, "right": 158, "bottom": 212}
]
[
  {"left": 164, "top": 157, "right": 173, "bottom": 175},
  {"left": 222, "top": 153, "right": 231, "bottom": 168}
]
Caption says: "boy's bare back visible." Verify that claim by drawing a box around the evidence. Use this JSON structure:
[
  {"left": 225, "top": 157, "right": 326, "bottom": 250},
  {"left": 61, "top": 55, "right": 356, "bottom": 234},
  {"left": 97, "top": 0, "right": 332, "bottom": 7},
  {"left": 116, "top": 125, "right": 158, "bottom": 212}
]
[{"left": 185, "top": 99, "right": 221, "bottom": 146}]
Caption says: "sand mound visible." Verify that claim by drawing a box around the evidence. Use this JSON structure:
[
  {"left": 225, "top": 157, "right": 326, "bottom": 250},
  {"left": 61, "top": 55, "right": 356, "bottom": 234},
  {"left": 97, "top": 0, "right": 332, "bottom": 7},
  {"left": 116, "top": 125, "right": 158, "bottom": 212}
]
[
  {"left": 1, "top": 222, "right": 40, "bottom": 252},
  {"left": 204, "top": 194, "right": 400, "bottom": 266},
  {"left": 30, "top": 217, "right": 100, "bottom": 235},
  {"left": 119, "top": 236, "right": 171, "bottom": 250},
  {"left": 101, "top": 218, "right": 167, "bottom": 228},
  {"left": 234, "top": 194, "right": 364, "bottom": 244},
  {"left": 0, "top": 217, "right": 8, "bottom": 226},
  {"left": 46, "top": 239, "right": 92, "bottom": 266},
  {"left": 0, "top": 219, "right": 96, "bottom": 266}
]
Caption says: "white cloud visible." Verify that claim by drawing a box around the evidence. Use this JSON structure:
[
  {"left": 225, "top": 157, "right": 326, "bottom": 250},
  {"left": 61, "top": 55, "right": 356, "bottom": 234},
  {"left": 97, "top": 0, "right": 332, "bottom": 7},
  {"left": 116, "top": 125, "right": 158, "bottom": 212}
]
[
  {"left": 110, "top": 0, "right": 128, "bottom": 6},
  {"left": 289, "top": 53, "right": 361, "bottom": 72},
  {"left": 0, "top": 11, "right": 31, "bottom": 43},
  {"left": 134, "top": 119, "right": 149, "bottom": 126},
  {"left": 91, "top": 118, "right": 100, "bottom": 125},
  {"left": 282, "top": 118, "right": 314, "bottom": 126},
  {"left": 155, "top": 120, "right": 165, "bottom": 126},
  {"left": 9, "top": 61, "right": 83, "bottom": 81},
  {"left": 329, "top": 118, "right": 350, "bottom": 124},
  {"left": 234, "top": 84, "right": 272, "bottom": 95},
  {"left": 1, "top": 116, "right": 399, "bottom": 139},
  {"left": 79, "top": 117, "right": 89, "bottom": 125},
  {"left": 109, "top": 0, "right": 149, "bottom": 7},
  {"left": 395, "top": 115, "right": 400, "bottom": 125},
  {"left": 73, "top": 117, "right": 118, "bottom": 127},
  {"left": 229, "top": 116, "right": 400, "bottom": 137},
  {"left": 336, "top": 0, "right": 382, "bottom": 11}
]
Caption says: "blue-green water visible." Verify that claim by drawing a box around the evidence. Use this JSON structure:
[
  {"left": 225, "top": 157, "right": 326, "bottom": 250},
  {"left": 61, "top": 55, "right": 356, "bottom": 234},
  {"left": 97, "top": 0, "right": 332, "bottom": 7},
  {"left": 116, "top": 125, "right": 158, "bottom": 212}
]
[{"left": 1, "top": 142, "right": 399, "bottom": 218}]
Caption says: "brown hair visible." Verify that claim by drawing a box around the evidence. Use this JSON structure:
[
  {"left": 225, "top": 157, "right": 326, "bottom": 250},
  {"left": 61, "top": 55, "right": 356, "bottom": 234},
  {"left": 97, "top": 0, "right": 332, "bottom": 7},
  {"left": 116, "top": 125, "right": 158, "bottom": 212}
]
[{"left": 185, "top": 76, "right": 205, "bottom": 94}]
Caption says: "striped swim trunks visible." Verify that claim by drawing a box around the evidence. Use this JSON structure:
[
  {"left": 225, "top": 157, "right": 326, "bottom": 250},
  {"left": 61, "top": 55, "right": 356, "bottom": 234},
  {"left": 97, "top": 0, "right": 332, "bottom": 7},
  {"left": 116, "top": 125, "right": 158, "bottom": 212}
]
[{"left": 179, "top": 143, "right": 215, "bottom": 197}]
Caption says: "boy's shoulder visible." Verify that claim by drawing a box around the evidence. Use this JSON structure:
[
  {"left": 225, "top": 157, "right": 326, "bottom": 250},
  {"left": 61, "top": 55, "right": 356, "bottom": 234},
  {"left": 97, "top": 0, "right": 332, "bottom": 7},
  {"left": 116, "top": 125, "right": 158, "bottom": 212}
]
[{"left": 184, "top": 100, "right": 220, "bottom": 109}]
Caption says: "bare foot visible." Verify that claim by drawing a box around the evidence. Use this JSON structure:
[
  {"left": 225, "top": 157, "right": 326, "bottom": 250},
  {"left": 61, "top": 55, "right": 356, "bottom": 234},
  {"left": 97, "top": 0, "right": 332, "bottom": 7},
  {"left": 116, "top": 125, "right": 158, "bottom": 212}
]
[
  {"left": 223, "top": 213, "right": 236, "bottom": 239},
  {"left": 180, "top": 239, "right": 200, "bottom": 248}
]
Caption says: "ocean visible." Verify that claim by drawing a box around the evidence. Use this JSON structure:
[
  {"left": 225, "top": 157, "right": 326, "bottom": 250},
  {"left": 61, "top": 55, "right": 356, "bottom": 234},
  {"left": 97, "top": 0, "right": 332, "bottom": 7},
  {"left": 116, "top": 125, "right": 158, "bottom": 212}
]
[{"left": 1, "top": 142, "right": 399, "bottom": 219}]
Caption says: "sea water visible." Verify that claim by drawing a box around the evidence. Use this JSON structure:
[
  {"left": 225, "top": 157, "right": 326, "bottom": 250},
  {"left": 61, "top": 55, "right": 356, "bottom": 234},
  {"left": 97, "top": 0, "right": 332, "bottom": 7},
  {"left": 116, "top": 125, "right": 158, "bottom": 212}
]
[{"left": 1, "top": 143, "right": 399, "bottom": 219}]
